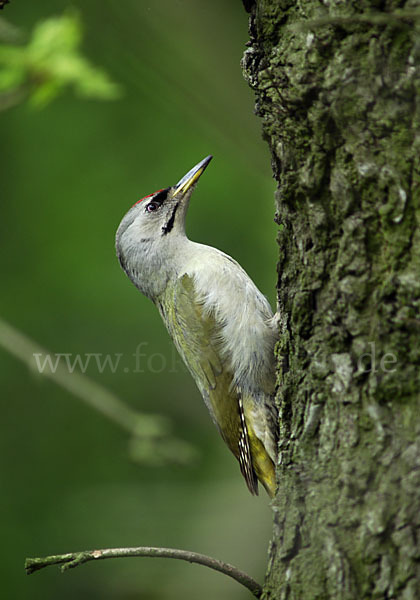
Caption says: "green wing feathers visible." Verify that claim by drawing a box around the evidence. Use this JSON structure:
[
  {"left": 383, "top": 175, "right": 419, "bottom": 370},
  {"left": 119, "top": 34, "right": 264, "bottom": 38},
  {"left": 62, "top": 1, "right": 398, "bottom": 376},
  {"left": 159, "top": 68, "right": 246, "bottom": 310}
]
[{"left": 158, "top": 273, "right": 276, "bottom": 497}]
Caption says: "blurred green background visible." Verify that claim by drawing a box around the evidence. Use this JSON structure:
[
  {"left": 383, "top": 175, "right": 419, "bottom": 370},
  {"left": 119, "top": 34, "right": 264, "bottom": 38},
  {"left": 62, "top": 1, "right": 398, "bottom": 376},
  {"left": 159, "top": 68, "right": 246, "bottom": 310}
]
[{"left": 0, "top": 1, "right": 277, "bottom": 598}]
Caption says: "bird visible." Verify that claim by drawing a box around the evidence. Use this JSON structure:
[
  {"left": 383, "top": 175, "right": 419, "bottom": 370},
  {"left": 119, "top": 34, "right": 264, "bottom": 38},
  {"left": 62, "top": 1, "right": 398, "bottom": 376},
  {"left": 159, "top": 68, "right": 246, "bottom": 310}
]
[{"left": 115, "top": 155, "right": 278, "bottom": 496}]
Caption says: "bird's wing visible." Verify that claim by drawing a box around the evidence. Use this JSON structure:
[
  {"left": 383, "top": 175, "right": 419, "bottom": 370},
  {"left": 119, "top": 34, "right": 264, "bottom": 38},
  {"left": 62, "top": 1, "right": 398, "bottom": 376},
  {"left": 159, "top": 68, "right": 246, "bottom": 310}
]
[{"left": 160, "top": 273, "right": 258, "bottom": 494}]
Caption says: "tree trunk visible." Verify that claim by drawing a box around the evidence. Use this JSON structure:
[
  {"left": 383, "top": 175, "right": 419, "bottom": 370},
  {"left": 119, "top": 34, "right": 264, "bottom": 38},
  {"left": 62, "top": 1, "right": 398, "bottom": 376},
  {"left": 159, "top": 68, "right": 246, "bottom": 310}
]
[{"left": 242, "top": 1, "right": 420, "bottom": 598}]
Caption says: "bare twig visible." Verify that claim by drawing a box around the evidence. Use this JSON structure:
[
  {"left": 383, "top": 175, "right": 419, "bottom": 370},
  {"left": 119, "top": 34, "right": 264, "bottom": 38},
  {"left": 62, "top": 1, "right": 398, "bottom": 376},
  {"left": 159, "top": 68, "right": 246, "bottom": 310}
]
[
  {"left": 25, "top": 546, "right": 263, "bottom": 598},
  {"left": 0, "top": 317, "right": 195, "bottom": 463},
  {"left": 0, "top": 317, "right": 149, "bottom": 433}
]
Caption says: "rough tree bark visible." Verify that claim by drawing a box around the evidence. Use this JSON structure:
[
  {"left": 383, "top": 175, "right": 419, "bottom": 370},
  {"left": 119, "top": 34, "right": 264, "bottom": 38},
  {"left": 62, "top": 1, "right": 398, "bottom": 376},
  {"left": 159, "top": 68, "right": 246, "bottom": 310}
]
[{"left": 242, "top": 1, "right": 420, "bottom": 598}]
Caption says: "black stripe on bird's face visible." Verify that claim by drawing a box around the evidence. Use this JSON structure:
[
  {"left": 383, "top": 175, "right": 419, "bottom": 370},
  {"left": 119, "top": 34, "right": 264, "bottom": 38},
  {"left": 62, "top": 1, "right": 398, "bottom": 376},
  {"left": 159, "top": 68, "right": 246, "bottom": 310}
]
[
  {"left": 152, "top": 187, "right": 170, "bottom": 206},
  {"left": 162, "top": 202, "right": 179, "bottom": 235}
]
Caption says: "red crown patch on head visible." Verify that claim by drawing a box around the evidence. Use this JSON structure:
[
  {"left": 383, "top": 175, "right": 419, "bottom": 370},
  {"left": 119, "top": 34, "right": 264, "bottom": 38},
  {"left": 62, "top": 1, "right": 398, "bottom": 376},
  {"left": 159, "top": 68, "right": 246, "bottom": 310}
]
[{"left": 132, "top": 189, "right": 164, "bottom": 208}]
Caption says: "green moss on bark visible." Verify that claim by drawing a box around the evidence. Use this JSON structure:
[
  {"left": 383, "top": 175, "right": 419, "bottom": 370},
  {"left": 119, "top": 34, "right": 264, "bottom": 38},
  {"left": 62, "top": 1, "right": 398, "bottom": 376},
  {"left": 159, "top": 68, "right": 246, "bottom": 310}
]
[{"left": 243, "top": 1, "right": 420, "bottom": 598}]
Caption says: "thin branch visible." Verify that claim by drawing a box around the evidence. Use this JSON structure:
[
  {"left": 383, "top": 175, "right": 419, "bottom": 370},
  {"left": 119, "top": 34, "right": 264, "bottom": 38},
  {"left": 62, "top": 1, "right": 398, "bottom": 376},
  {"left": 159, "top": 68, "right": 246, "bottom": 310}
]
[
  {"left": 25, "top": 546, "right": 263, "bottom": 598},
  {"left": 0, "top": 317, "right": 147, "bottom": 433},
  {"left": 0, "top": 318, "right": 194, "bottom": 463}
]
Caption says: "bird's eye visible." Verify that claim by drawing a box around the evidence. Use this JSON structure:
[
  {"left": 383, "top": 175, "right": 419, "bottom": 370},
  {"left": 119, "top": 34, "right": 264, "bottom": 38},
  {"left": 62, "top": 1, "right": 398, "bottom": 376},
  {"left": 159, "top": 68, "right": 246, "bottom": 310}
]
[{"left": 146, "top": 201, "right": 160, "bottom": 213}]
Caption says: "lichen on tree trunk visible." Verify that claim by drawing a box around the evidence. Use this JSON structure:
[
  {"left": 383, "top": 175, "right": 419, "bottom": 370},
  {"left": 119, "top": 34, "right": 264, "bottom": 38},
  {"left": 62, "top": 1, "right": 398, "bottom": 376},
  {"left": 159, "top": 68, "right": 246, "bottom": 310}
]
[{"left": 242, "top": 1, "right": 420, "bottom": 598}]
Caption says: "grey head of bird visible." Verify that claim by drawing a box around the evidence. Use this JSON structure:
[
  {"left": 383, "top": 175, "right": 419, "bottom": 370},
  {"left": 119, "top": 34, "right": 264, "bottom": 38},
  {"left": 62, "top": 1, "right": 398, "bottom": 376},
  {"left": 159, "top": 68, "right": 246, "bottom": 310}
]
[{"left": 115, "top": 155, "right": 212, "bottom": 300}]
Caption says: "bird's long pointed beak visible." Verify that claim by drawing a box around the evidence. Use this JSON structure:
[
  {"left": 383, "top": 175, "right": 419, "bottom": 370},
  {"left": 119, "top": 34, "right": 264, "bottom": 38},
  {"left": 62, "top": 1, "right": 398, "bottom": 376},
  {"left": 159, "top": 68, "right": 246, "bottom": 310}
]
[{"left": 173, "top": 155, "right": 213, "bottom": 197}]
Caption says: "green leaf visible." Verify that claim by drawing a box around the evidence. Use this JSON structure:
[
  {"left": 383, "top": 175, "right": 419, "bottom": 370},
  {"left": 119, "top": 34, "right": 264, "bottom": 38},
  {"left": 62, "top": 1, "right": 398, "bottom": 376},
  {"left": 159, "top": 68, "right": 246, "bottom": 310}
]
[{"left": 0, "top": 11, "right": 122, "bottom": 110}]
